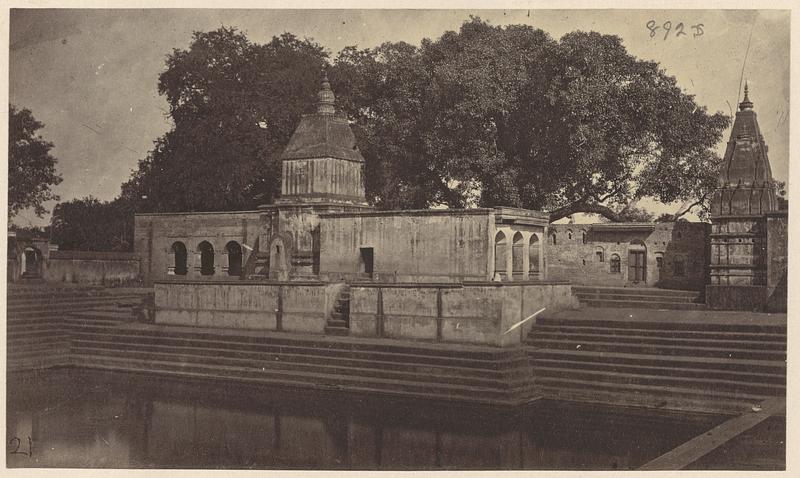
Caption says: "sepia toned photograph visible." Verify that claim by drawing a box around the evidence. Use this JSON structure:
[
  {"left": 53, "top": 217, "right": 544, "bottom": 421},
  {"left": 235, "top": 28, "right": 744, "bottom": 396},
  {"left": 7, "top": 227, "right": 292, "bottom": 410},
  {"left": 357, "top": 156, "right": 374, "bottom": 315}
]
[{"left": 5, "top": 6, "right": 790, "bottom": 472}]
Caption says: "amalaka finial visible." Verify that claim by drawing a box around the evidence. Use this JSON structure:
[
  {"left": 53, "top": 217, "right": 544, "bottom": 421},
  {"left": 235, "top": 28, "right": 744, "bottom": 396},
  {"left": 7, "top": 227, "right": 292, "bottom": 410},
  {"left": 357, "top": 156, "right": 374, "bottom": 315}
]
[
  {"left": 317, "top": 70, "right": 336, "bottom": 115},
  {"left": 739, "top": 81, "right": 753, "bottom": 111}
]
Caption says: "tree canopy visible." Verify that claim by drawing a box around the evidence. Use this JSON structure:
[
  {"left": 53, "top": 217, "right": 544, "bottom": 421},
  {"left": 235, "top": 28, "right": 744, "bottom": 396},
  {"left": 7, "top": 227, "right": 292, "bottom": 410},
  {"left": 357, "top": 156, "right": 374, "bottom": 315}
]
[
  {"left": 9, "top": 105, "right": 62, "bottom": 219},
  {"left": 50, "top": 197, "right": 135, "bottom": 251},
  {"left": 120, "top": 28, "right": 328, "bottom": 212},
  {"left": 121, "top": 19, "right": 729, "bottom": 222}
]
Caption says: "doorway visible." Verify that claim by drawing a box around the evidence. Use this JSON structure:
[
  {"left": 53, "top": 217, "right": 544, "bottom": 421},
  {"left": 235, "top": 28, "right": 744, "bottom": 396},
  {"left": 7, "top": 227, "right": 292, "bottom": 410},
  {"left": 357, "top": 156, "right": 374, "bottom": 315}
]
[
  {"left": 628, "top": 250, "right": 646, "bottom": 283},
  {"left": 359, "top": 247, "right": 374, "bottom": 278}
]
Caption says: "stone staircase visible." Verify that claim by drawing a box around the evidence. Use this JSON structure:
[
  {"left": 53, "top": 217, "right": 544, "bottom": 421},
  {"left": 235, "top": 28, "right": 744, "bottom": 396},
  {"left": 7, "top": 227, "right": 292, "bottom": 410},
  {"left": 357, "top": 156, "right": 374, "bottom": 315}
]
[
  {"left": 325, "top": 286, "right": 351, "bottom": 336},
  {"left": 526, "top": 315, "right": 786, "bottom": 414},
  {"left": 65, "top": 322, "right": 538, "bottom": 406},
  {"left": 573, "top": 286, "right": 705, "bottom": 310},
  {"left": 7, "top": 284, "right": 150, "bottom": 371}
]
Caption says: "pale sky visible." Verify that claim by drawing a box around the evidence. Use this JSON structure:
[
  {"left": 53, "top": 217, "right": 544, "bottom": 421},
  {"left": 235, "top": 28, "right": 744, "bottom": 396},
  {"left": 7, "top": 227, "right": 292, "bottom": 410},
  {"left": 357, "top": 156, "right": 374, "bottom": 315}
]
[{"left": 8, "top": 9, "right": 791, "bottom": 226}]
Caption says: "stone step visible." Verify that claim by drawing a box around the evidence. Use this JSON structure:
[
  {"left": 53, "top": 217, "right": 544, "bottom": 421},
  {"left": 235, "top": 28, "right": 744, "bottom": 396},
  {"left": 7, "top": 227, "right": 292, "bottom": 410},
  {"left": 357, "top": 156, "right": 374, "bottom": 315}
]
[
  {"left": 326, "top": 319, "right": 348, "bottom": 328},
  {"left": 532, "top": 324, "right": 787, "bottom": 342},
  {"left": 527, "top": 348, "right": 786, "bottom": 375},
  {"left": 574, "top": 292, "right": 701, "bottom": 303},
  {"left": 572, "top": 286, "right": 701, "bottom": 298},
  {"left": 530, "top": 357, "right": 785, "bottom": 385},
  {"left": 7, "top": 296, "right": 143, "bottom": 314},
  {"left": 528, "top": 331, "right": 786, "bottom": 351},
  {"left": 324, "top": 326, "right": 349, "bottom": 336},
  {"left": 68, "top": 354, "right": 537, "bottom": 405},
  {"left": 71, "top": 345, "right": 533, "bottom": 390},
  {"left": 73, "top": 340, "right": 528, "bottom": 380},
  {"left": 536, "top": 317, "right": 786, "bottom": 334},
  {"left": 532, "top": 375, "right": 770, "bottom": 405},
  {"left": 529, "top": 338, "right": 785, "bottom": 361},
  {"left": 69, "top": 332, "right": 528, "bottom": 370},
  {"left": 67, "top": 326, "right": 523, "bottom": 362},
  {"left": 578, "top": 298, "right": 706, "bottom": 310},
  {"left": 532, "top": 365, "right": 783, "bottom": 396}
]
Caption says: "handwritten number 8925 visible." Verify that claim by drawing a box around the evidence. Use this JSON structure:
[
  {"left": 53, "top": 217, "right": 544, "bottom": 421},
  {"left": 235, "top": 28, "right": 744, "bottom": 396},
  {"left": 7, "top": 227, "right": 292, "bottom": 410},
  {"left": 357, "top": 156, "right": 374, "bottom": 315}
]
[{"left": 647, "top": 20, "right": 704, "bottom": 40}]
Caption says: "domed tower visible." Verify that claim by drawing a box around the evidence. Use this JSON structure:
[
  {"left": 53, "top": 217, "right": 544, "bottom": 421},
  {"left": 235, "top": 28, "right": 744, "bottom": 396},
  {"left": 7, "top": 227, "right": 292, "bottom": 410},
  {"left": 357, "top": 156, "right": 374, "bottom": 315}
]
[
  {"left": 708, "top": 84, "right": 778, "bottom": 293},
  {"left": 254, "top": 73, "right": 371, "bottom": 280}
]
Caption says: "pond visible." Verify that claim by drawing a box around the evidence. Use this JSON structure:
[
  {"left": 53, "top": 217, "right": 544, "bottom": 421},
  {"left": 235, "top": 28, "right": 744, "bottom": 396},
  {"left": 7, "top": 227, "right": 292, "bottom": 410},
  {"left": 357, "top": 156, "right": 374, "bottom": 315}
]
[{"left": 6, "top": 368, "right": 722, "bottom": 470}]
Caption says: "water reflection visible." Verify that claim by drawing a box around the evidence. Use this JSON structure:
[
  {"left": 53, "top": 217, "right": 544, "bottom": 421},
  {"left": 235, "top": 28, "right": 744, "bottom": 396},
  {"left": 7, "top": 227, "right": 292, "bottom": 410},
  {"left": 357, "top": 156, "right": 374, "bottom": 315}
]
[{"left": 7, "top": 369, "right": 721, "bottom": 469}]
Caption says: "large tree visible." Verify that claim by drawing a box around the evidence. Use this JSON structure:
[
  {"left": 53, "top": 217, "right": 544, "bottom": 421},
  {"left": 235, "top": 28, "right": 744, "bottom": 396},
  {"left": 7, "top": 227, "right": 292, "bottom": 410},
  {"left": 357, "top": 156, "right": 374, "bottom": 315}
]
[
  {"left": 8, "top": 105, "right": 62, "bottom": 218},
  {"left": 50, "top": 197, "right": 135, "bottom": 251},
  {"left": 121, "top": 28, "right": 329, "bottom": 212},
  {"left": 333, "top": 18, "right": 730, "bottom": 221}
]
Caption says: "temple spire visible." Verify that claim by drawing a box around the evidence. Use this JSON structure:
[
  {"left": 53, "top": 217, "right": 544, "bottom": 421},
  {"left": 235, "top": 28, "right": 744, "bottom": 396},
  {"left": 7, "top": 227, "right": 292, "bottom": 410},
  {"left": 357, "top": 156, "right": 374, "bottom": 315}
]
[
  {"left": 739, "top": 81, "right": 753, "bottom": 111},
  {"left": 316, "top": 71, "right": 336, "bottom": 115}
]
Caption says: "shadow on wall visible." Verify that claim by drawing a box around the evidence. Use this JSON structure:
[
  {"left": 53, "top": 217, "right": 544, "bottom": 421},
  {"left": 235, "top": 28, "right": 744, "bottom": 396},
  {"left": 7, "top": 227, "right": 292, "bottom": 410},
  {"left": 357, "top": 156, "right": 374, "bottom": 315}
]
[
  {"left": 653, "top": 222, "right": 709, "bottom": 293},
  {"left": 767, "top": 269, "right": 787, "bottom": 312}
]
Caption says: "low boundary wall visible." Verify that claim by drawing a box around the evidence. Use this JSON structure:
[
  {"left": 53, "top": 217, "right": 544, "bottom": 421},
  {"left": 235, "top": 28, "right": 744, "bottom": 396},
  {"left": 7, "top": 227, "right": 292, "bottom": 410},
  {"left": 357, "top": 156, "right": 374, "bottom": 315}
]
[
  {"left": 154, "top": 280, "right": 576, "bottom": 347},
  {"left": 45, "top": 251, "right": 141, "bottom": 286}
]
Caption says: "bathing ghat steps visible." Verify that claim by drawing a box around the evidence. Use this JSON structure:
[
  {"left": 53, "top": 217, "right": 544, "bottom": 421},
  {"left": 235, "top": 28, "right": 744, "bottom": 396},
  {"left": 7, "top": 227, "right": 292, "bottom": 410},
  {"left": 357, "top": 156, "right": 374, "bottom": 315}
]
[
  {"left": 325, "top": 286, "right": 351, "bottom": 336},
  {"left": 572, "top": 286, "right": 704, "bottom": 310},
  {"left": 526, "top": 314, "right": 786, "bottom": 414}
]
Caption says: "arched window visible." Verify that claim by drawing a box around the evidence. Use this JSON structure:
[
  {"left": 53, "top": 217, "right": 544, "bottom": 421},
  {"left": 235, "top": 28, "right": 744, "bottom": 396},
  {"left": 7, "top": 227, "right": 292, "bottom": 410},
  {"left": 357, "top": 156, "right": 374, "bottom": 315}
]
[
  {"left": 198, "top": 241, "right": 215, "bottom": 276},
  {"left": 610, "top": 254, "right": 621, "bottom": 273},
  {"left": 529, "top": 234, "right": 540, "bottom": 276},
  {"left": 225, "top": 241, "right": 242, "bottom": 276},
  {"left": 581, "top": 229, "right": 588, "bottom": 244},
  {"left": 512, "top": 232, "right": 524, "bottom": 279},
  {"left": 550, "top": 233, "right": 557, "bottom": 245},
  {"left": 595, "top": 246, "right": 605, "bottom": 262},
  {"left": 494, "top": 231, "right": 507, "bottom": 279},
  {"left": 566, "top": 229, "right": 573, "bottom": 240},
  {"left": 171, "top": 241, "right": 187, "bottom": 275}
]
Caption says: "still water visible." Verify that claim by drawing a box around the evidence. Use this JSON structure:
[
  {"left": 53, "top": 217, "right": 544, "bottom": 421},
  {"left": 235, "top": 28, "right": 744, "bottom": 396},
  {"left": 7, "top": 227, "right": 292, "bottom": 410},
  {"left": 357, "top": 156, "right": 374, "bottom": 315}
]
[{"left": 7, "top": 368, "right": 722, "bottom": 470}]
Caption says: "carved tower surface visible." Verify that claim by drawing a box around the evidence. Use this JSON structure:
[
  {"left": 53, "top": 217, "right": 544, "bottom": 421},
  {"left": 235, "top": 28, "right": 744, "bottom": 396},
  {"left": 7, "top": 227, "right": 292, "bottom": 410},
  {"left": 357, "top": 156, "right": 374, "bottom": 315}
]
[
  {"left": 708, "top": 84, "right": 778, "bottom": 287},
  {"left": 252, "top": 73, "right": 371, "bottom": 279}
]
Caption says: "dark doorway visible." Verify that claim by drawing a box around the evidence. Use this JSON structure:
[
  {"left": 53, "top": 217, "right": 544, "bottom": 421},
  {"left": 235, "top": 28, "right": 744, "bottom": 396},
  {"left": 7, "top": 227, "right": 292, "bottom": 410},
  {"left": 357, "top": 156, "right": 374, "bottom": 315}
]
[
  {"left": 226, "top": 241, "right": 243, "bottom": 276},
  {"left": 23, "top": 247, "right": 40, "bottom": 277},
  {"left": 198, "top": 241, "right": 215, "bottom": 276},
  {"left": 628, "top": 250, "right": 646, "bottom": 283},
  {"left": 172, "top": 242, "right": 188, "bottom": 275},
  {"left": 359, "top": 247, "right": 374, "bottom": 277}
]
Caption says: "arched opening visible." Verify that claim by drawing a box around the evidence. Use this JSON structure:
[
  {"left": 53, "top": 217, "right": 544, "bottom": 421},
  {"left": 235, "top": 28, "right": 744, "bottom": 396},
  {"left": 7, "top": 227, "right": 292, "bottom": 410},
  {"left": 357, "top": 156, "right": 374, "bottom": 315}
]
[
  {"left": 566, "top": 229, "right": 573, "bottom": 241},
  {"left": 22, "top": 247, "right": 41, "bottom": 277},
  {"left": 198, "top": 241, "right": 215, "bottom": 276},
  {"left": 595, "top": 246, "right": 605, "bottom": 262},
  {"left": 581, "top": 229, "right": 588, "bottom": 244},
  {"left": 225, "top": 241, "right": 243, "bottom": 277},
  {"left": 512, "top": 232, "right": 524, "bottom": 279},
  {"left": 494, "top": 231, "right": 507, "bottom": 280},
  {"left": 171, "top": 241, "right": 187, "bottom": 275},
  {"left": 528, "top": 234, "right": 540, "bottom": 278},
  {"left": 610, "top": 254, "right": 621, "bottom": 273},
  {"left": 550, "top": 233, "right": 557, "bottom": 245},
  {"left": 628, "top": 240, "right": 647, "bottom": 283},
  {"left": 655, "top": 252, "right": 664, "bottom": 281}
]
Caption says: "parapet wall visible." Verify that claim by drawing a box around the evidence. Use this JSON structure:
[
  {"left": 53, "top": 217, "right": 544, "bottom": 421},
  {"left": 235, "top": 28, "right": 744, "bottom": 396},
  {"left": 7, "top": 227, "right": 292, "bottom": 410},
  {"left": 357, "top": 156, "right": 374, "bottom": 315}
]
[
  {"left": 44, "top": 251, "right": 141, "bottom": 286},
  {"left": 154, "top": 280, "right": 576, "bottom": 347},
  {"left": 349, "top": 281, "right": 576, "bottom": 347}
]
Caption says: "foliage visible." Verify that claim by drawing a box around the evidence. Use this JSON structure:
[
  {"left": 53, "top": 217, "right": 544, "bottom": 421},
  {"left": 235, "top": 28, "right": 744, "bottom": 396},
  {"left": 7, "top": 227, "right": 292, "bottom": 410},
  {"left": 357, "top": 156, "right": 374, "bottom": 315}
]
[
  {"left": 121, "top": 28, "right": 329, "bottom": 212},
  {"left": 615, "top": 206, "right": 654, "bottom": 222},
  {"left": 333, "top": 18, "right": 730, "bottom": 221},
  {"left": 50, "top": 197, "right": 135, "bottom": 251},
  {"left": 8, "top": 105, "right": 62, "bottom": 218}
]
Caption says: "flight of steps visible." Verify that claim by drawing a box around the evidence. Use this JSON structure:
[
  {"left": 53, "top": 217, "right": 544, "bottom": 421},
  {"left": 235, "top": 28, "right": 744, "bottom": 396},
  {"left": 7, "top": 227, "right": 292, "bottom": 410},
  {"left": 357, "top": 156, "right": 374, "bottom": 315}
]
[
  {"left": 7, "top": 285, "right": 150, "bottom": 371},
  {"left": 526, "top": 316, "right": 786, "bottom": 414},
  {"left": 573, "top": 286, "right": 705, "bottom": 310},
  {"left": 66, "top": 323, "right": 538, "bottom": 406},
  {"left": 325, "top": 286, "right": 351, "bottom": 336}
]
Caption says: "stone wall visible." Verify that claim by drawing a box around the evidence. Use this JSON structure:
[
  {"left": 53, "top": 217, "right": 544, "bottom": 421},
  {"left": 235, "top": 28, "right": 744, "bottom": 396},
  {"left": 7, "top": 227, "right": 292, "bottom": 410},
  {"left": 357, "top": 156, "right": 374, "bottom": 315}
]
[
  {"left": 135, "top": 211, "right": 263, "bottom": 285},
  {"left": 44, "top": 251, "right": 141, "bottom": 286},
  {"left": 154, "top": 280, "right": 576, "bottom": 347},
  {"left": 349, "top": 281, "right": 576, "bottom": 347},
  {"left": 766, "top": 211, "right": 788, "bottom": 312},
  {"left": 546, "top": 222, "right": 709, "bottom": 290},
  {"left": 154, "top": 281, "right": 341, "bottom": 332},
  {"left": 318, "top": 210, "right": 494, "bottom": 282}
]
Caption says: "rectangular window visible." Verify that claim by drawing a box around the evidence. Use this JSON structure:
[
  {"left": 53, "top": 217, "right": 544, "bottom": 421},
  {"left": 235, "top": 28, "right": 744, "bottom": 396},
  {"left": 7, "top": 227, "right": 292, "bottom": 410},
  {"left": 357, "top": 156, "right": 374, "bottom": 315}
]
[
  {"left": 359, "top": 247, "right": 374, "bottom": 277},
  {"left": 674, "top": 258, "right": 686, "bottom": 277}
]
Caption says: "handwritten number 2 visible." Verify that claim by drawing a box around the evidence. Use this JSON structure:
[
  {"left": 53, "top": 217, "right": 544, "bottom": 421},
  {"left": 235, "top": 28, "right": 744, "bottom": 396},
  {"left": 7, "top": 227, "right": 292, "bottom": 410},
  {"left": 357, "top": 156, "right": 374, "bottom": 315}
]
[
  {"left": 8, "top": 436, "right": 32, "bottom": 457},
  {"left": 675, "top": 23, "right": 686, "bottom": 37}
]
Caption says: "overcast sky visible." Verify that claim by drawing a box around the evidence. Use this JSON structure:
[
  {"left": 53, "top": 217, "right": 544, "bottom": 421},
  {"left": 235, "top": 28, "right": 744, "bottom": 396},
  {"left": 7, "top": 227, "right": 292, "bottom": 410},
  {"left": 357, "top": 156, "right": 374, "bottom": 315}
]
[{"left": 8, "top": 9, "right": 790, "bottom": 226}]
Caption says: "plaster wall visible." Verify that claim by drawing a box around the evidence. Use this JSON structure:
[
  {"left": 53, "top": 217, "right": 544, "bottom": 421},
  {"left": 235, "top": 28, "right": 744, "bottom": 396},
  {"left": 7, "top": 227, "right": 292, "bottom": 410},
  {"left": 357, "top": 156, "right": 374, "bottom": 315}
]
[
  {"left": 319, "top": 211, "right": 493, "bottom": 282},
  {"left": 546, "top": 222, "right": 708, "bottom": 290},
  {"left": 44, "top": 251, "right": 141, "bottom": 286}
]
